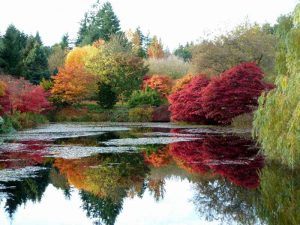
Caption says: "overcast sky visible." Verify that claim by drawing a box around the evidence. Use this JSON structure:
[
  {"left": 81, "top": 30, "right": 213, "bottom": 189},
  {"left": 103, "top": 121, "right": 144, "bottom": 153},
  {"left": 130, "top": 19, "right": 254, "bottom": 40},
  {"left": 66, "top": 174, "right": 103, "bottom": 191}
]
[{"left": 0, "top": 0, "right": 298, "bottom": 50}]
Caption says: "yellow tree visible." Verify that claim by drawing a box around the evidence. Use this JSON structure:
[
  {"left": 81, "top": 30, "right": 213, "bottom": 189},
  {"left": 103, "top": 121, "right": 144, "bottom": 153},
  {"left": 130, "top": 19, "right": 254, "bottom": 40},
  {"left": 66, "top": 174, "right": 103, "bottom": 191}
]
[{"left": 51, "top": 46, "right": 99, "bottom": 104}]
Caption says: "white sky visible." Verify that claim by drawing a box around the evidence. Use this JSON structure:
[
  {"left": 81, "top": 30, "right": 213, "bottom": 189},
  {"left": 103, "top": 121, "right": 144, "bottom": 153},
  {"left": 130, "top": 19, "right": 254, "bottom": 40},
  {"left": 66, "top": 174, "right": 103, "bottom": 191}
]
[{"left": 0, "top": 0, "right": 298, "bottom": 50}]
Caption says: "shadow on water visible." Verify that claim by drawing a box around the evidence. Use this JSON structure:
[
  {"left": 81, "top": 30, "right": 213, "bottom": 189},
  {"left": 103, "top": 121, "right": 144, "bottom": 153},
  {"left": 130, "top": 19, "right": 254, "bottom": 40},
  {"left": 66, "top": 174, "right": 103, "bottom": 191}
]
[{"left": 0, "top": 123, "right": 298, "bottom": 225}]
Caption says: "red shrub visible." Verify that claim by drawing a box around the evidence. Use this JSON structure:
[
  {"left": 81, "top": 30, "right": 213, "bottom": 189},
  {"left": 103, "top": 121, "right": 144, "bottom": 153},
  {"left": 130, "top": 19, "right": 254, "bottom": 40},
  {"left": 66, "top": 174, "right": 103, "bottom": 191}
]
[
  {"left": 168, "top": 75, "right": 210, "bottom": 123},
  {"left": 201, "top": 62, "right": 272, "bottom": 124},
  {"left": 0, "top": 76, "right": 52, "bottom": 114},
  {"left": 142, "top": 74, "right": 173, "bottom": 97}
]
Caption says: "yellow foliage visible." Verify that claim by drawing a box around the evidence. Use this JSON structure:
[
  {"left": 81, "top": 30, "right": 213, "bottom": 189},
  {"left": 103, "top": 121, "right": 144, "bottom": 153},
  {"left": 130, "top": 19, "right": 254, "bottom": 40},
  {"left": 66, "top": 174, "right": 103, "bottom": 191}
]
[
  {"left": 171, "top": 74, "right": 193, "bottom": 93},
  {"left": 65, "top": 45, "right": 98, "bottom": 68}
]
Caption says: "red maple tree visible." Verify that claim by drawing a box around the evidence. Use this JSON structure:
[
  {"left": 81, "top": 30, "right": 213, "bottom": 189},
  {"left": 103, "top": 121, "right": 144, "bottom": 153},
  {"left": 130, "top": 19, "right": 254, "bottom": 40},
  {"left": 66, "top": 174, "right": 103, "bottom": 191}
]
[
  {"left": 168, "top": 75, "right": 210, "bottom": 123},
  {"left": 201, "top": 62, "right": 273, "bottom": 124}
]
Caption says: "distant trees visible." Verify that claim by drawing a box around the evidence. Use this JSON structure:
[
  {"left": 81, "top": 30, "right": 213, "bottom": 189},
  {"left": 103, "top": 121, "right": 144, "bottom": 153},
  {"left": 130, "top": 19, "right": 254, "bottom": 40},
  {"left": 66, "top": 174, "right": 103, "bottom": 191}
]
[
  {"left": 147, "top": 36, "right": 164, "bottom": 59},
  {"left": 190, "top": 23, "right": 276, "bottom": 82},
  {"left": 174, "top": 42, "right": 193, "bottom": 62}
]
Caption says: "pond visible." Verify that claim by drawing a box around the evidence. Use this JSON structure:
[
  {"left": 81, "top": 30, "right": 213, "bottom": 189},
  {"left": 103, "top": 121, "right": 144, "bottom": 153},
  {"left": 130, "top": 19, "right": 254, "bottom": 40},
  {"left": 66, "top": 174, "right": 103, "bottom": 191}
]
[{"left": 0, "top": 123, "right": 298, "bottom": 225}]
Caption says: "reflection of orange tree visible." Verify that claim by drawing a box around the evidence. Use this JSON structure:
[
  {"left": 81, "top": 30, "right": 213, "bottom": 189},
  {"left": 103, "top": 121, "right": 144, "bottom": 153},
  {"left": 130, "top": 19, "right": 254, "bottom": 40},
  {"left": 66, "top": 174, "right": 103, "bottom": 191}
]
[
  {"left": 147, "top": 178, "right": 165, "bottom": 201},
  {"left": 54, "top": 153, "right": 149, "bottom": 201},
  {"left": 0, "top": 140, "right": 48, "bottom": 169},
  {"left": 169, "top": 135, "right": 264, "bottom": 189},
  {"left": 143, "top": 145, "right": 172, "bottom": 168}
]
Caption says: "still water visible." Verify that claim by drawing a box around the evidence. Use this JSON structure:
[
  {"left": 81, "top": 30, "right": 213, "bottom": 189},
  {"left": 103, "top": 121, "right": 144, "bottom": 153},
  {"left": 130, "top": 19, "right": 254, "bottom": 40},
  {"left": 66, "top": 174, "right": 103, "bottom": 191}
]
[{"left": 0, "top": 123, "right": 298, "bottom": 225}]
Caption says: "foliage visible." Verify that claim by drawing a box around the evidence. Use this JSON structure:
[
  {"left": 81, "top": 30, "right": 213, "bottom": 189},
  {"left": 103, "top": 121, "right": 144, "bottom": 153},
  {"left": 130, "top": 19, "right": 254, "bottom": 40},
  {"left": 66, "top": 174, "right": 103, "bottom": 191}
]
[
  {"left": 0, "top": 75, "right": 52, "bottom": 114},
  {"left": 202, "top": 62, "right": 272, "bottom": 124},
  {"left": 168, "top": 75, "right": 210, "bottom": 123},
  {"left": 171, "top": 74, "right": 193, "bottom": 93},
  {"left": 51, "top": 64, "right": 98, "bottom": 104},
  {"left": 40, "top": 78, "right": 53, "bottom": 91},
  {"left": 146, "top": 55, "right": 189, "bottom": 79},
  {"left": 128, "top": 88, "right": 164, "bottom": 108},
  {"left": 51, "top": 46, "right": 99, "bottom": 104},
  {"left": 128, "top": 107, "right": 154, "bottom": 122},
  {"left": 76, "top": 1, "right": 121, "bottom": 45},
  {"left": 147, "top": 36, "right": 164, "bottom": 59},
  {"left": 0, "top": 112, "right": 48, "bottom": 133},
  {"left": 190, "top": 23, "right": 276, "bottom": 82},
  {"left": 85, "top": 38, "right": 148, "bottom": 99},
  {"left": 253, "top": 4, "right": 300, "bottom": 167},
  {"left": 142, "top": 74, "right": 173, "bottom": 97},
  {"left": 97, "top": 82, "right": 117, "bottom": 109}
]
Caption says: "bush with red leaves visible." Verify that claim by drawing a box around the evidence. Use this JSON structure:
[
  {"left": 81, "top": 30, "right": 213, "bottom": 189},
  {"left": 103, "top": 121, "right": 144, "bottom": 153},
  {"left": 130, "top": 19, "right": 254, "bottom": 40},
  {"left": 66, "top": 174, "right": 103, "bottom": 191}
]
[
  {"left": 0, "top": 76, "right": 52, "bottom": 114},
  {"left": 168, "top": 75, "right": 210, "bottom": 123},
  {"left": 201, "top": 62, "right": 272, "bottom": 124}
]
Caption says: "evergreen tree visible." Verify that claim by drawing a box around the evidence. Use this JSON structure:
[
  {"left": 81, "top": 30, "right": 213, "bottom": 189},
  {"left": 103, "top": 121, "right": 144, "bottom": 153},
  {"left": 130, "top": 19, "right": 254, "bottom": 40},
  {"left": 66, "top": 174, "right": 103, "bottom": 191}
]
[
  {"left": 0, "top": 25, "right": 27, "bottom": 76},
  {"left": 97, "top": 82, "right": 117, "bottom": 109},
  {"left": 60, "top": 33, "right": 69, "bottom": 49},
  {"left": 76, "top": 1, "right": 121, "bottom": 45},
  {"left": 22, "top": 35, "right": 49, "bottom": 84}
]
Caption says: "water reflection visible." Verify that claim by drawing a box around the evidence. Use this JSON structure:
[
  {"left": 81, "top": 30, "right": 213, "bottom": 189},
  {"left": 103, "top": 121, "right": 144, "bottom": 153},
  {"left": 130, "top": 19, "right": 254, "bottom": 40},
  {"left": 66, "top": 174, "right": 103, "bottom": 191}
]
[{"left": 0, "top": 123, "right": 298, "bottom": 225}]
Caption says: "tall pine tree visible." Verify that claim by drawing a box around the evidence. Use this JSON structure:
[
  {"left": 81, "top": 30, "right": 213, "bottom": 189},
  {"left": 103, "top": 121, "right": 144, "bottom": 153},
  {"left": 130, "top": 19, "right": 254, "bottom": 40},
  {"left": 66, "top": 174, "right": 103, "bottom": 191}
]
[{"left": 76, "top": 1, "right": 121, "bottom": 45}]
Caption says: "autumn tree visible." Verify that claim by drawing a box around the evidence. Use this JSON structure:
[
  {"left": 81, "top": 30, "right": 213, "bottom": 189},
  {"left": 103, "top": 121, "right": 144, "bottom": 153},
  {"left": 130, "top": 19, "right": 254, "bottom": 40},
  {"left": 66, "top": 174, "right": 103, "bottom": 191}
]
[
  {"left": 147, "top": 36, "right": 164, "bottom": 59},
  {"left": 168, "top": 75, "right": 210, "bottom": 123},
  {"left": 51, "top": 64, "right": 98, "bottom": 104},
  {"left": 142, "top": 74, "right": 173, "bottom": 97},
  {"left": 51, "top": 46, "right": 99, "bottom": 104},
  {"left": 202, "top": 62, "right": 272, "bottom": 124},
  {"left": 85, "top": 36, "right": 148, "bottom": 99}
]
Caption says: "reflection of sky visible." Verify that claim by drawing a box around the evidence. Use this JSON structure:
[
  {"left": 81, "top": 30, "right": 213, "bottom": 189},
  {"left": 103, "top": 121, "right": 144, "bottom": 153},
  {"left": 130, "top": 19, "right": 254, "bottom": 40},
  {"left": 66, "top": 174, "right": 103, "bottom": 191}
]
[
  {"left": 116, "top": 177, "right": 221, "bottom": 225},
  {"left": 0, "top": 184, "right": 94, "bottom": 225},
  {"left": 0, "top": 178, "right": 224, "bottom": 225}
]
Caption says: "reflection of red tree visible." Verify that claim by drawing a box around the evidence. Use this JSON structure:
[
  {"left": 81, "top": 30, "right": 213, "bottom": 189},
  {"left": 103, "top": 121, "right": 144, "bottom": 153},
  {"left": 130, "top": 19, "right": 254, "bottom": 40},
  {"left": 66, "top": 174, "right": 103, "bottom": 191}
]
[
  {"left": 143, "top": 146, "right": 172, "bottom": 168},
  {"left": 170, "top": 140, "right": 209, "bottom": 174},
  {"left": 0, "top": 140, "right": 48, "bottom": 169},
  {"left": 169, "top": 135, "right": 264, "bottom": 189}
]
